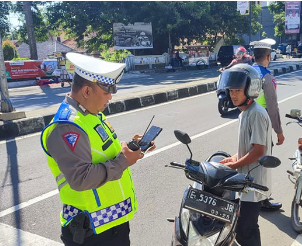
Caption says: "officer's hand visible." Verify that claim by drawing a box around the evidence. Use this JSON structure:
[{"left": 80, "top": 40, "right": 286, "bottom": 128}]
[
  {"left": 121, "top": 142, "right": 143, "bottom": 166},
  {"left": 276, "top": 133, "right": 285, "bottom": 145}
]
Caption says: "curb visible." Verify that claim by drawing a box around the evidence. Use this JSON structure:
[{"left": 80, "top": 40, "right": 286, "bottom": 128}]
[{"left": 1, "top": 63, "right": 302, "bottom": 141}]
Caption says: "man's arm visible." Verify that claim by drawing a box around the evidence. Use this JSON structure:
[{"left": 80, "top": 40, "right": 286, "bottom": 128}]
[
  {"left": 47, "top": 123, "right": 130, "bottom": 191},
  {"left": 263, "top": 74, "right": 284, "bottom": 145},
  {"left": 225, "top": 144, "right": 265, "bottom": 169}
]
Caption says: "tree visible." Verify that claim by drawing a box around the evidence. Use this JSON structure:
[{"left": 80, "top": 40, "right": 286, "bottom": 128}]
[
  {"left": 0, "top": 1, "right": 12, "bottom": 37},
  {"left": 22, "top": 1, "right": 38, "bottom": 60},
  {"left": 45, "top": 1, "right": 263, "bottom": 55},
  {"left": 2, "top": 40, "right": 19, "bottom": 60},
  {"left": 268, "top": 1, "right": 285, "bottom": 37}
]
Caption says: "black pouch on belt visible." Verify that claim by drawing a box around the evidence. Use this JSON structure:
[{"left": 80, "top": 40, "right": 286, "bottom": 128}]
[{"left": 69, "top": 213, "right": 93, "bottom": 244}]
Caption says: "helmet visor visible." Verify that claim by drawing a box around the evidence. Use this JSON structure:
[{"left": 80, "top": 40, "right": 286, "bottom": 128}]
[{"left": 219, "top": 69, "right": 248, "bottom": 90}]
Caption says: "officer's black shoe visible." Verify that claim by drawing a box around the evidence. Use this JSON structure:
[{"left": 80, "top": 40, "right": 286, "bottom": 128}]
[{"left": 260, "top": 198, "right": 282, "bottom": 211}]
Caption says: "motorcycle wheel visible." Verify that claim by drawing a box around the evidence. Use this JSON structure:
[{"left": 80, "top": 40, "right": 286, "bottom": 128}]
[
  {"left": 291, "top": 190, "right": 302, "bottom": 233},
  {"left": 218, "top": 99, "right": 228, "bottom": 115},
  {"left": 61, "top": 82, "right": 64, "bottom": 88}
]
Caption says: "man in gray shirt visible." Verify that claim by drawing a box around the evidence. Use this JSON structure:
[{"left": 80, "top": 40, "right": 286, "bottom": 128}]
[{"left": 219, "top": 64, "right": 271, "bottom": 246}]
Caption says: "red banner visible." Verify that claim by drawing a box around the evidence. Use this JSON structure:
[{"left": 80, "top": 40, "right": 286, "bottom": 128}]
[
  {"left": 285, "top": 1, "right": 301, "bottom": 34},
  {"left": 5, "top": 60, "right": 58, "bottom": 80}
]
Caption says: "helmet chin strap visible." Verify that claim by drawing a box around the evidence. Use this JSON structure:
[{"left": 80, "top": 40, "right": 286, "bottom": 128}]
[{"left": 237, "top": 97, "right": 252, "bottom": 107}]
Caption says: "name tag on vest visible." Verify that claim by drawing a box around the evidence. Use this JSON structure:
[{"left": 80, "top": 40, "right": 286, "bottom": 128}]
[{"left": 94, "top": 124, "right": 109, "bottom": 142}]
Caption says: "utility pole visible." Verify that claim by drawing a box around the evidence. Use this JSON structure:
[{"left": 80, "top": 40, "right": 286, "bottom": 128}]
[
  {"left": 23, "top": 1, "right": 38, "bottom": 60},
  {"left": 0, "top": 32, "right": 13, "bottom": 113}
]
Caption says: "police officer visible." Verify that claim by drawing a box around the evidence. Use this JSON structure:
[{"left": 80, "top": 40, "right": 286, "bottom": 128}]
[
  {"left": 41, "top": 53, "right": 154, "bottom": 246},
  {"left": 251, "top": 38, "right": 284, "bottom": 211}
]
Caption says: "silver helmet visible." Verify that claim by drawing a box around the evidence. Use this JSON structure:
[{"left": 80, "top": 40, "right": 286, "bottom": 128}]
[{"left": 219, "top": 64, "right": 262, "bottom": 99}]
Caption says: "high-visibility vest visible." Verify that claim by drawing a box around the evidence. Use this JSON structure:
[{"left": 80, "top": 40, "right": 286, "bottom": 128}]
[
  {"left": 253, "top": 64, "right": 275, "bottom": 109},
  {"left": 41, "top": 101, "right": 137, "bottom": 234}
]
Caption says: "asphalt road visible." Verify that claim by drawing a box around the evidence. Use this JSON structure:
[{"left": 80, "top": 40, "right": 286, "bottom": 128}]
[
  {"left": 7, "top": 58, "right": 302, "bottom": 114},
  {"left": 1, "top": 69, "right": 302, "bottom": 245}
]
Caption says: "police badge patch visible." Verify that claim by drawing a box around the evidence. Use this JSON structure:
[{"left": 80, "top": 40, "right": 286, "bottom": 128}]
[
  {"left": 103, "top": 119, "right": 115, "bottom": 133},
  {"left": 95, "top": 124, "right": 109, "bottom": 142},
  {"left": 62, "top": 132, "right": 80, "bottom": 151}
]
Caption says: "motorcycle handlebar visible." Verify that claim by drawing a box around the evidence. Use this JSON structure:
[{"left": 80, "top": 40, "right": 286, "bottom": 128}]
[
  {"left": 170, "top": 161, "right": 186, "bottom": 168},
  {"left": 285, "top": 114, "right": 300, "bottom": 120},
  {"left": 249, "top": 183, "right": 269, "bottom": 192}
]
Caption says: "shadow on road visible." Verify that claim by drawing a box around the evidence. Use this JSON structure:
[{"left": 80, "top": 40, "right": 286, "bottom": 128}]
[
  {"left": 260, "top": 209, "right": 298, "bottom": 240},
  {"left": 4, "top": 139, "right": 22, "bottom": 245}
]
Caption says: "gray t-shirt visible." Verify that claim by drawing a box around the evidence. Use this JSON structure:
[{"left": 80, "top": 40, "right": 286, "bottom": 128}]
[{"left": 237, "top": 102, "right": 272, "bottom": 202}]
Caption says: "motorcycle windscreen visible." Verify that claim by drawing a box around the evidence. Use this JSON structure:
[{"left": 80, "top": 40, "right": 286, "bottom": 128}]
[{"left": 218, "top": 70, "right": 248, "bottom": 90}]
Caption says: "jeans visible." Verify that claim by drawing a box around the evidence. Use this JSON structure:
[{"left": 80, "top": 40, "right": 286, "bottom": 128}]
[{"left": 235, "top": 201, "right": 261, "bottom": 246}]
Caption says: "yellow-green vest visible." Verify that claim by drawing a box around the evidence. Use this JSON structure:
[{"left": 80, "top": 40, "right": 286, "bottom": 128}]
[
  {"left": 253, "top": 64, "right": 272, "bottom": 109},
  {"left": 41, "top": 101, "right": 138, "bottom": 234}
]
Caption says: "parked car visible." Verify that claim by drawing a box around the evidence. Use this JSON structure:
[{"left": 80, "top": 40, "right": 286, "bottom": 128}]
[
  {"left": 217, "top": 45, "right": 241, "bottom": 66},
  {"left": 271, "top": 49, "right": 283, "bottom": 60},
  {"left": 297, "top": 45, "right": 302, "bottom": 58}
]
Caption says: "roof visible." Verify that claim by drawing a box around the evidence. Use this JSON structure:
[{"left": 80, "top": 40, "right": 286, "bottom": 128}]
[
  {"left": 62, "top": 38, "right": 88, "bottom": 53},
  {"left": 17, "top": 40, "right": 74, "bottom": 60}
]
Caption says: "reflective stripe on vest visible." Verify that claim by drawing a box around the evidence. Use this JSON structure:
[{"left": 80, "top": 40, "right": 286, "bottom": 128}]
[{"left": 41, "top": 101, "right": 137, "bottom": 234}]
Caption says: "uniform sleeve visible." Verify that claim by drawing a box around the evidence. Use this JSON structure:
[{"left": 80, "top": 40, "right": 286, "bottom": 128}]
[
  {"left": 249, "top": 111, "right": 268, "bottom": 146},
  {"left": 46, "top": 123, "right": 130, "bottom": 191},
  {"left": 262, "top": 74, "right": 283, "bottom": 134}
]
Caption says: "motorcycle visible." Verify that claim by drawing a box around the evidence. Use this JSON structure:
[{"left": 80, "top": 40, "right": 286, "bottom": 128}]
[
  {"left": 285, "top": 109, "right": 302, "bottom": 233},
  {"left": 216, "top": 73, "right": 235, "bottom": 115},
  {"left": 168, "top": 130, "right": 281, "bottom": 246}
]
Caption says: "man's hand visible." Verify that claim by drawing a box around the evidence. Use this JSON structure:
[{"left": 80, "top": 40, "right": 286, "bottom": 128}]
[
  {"left": 219, "top": 154, "right": 238, "bottom": 164},
  {"left": 121, "top": 142, "right": 144, "bottom": 166},
  {"left": 276, "top": 133, "right": 285, "bottom": 145}
]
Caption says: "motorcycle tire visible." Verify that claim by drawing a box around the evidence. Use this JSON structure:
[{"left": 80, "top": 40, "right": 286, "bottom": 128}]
[
  {"left": 291, "top": 190, "right": 302, "bottom": 233},
  {"left": 218, "top": 99, "right": 228, "bottom": 115},
  {"left": 61, "top": 82, "right": 64, "bottom": 88}
]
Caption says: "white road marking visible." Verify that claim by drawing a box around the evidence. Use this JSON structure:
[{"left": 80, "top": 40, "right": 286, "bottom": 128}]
[
  {"left": 0, "top": 222, "right": 62, "bottom": 246},
  {"left": 0, "top": 190, "right": 58, "bottom": 218},
  {"left": 0, "top": 68, "right": 301, "bottom": 245}
]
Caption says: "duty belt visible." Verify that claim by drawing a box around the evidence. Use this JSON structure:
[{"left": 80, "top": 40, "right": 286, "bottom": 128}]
[{"left": 63, "top": 197, "right": 132, "bottom": 228}]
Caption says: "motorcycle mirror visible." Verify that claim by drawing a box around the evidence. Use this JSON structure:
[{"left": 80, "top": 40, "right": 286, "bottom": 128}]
[
  {"left": 174, "top": 130, "right": 191, "bottom": 145},
  {"left": 290, "top": 109, "right": 301, "bottom": 118},
  {"left": 258, "top": 155, "right": 281, "bottom": 168}
]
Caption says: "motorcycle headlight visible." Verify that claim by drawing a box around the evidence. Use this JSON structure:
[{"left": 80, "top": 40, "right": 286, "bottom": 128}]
[
  {"left": 180, "top": 208, "right": 190, "bottom": 236},
  {"left": 188, "top": 221, "right": 219, "bottom": 246}
]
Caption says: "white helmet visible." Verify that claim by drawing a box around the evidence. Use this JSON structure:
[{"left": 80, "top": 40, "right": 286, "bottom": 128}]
[{"left": 219, "top": 64, "right": 262, "bottom": 99}]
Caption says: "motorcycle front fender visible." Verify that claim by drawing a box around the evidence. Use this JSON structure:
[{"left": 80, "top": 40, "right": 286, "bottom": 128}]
[{"left": 294, "top": 176, "right": 302, "bottom": 204}]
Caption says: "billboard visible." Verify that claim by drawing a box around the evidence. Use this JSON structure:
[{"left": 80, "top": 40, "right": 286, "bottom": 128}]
[
  {"left": 113, "top": 22, "right": 153, "bottom": 50},
  {"left": 5, "top": 60, "right": 57, "bottom": 80},
  {"left": 285, "top": 1, "right": 301, "bottom": 34}
]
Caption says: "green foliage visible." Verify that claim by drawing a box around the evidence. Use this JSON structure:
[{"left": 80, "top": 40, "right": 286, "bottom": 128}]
[
  {"left": 0, "top": 1, "right": 12, "bottom": 36},
  {"left": 12, "top": 57, "right": 29, "bottom": 60},
  {"left": 12, "top": 1, "right": 49, "bottom": 43},
  {"left": 2, "top": 40, "right": 19, "bottom": 60},
  {"left": 268, "top": 1, "right": 285, "bottom": 37},
  {"left": 9, "top": 1, "right": 264, "bottom": 54},
  {"left": 101, "top": 49, "right": 131, "bottom": 63}
]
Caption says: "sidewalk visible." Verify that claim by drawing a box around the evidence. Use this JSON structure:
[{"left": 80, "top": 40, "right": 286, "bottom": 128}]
[{"left": 1, "top": 62, "right": 302, "bottom": 141}]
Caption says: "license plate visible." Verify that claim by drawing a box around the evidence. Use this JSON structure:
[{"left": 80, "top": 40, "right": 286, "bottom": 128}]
[{"left": 183, "top": 188, "right": 237, "bottom": 223}]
